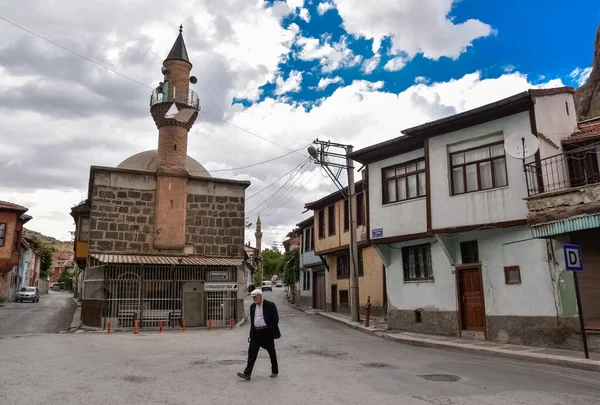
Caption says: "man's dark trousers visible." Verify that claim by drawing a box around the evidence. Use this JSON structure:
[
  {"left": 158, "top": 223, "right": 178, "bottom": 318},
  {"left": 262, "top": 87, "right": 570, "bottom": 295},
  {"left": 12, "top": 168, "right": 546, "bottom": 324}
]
[{"left": 243, "top": 328, "right": 278, "bottom": 375}]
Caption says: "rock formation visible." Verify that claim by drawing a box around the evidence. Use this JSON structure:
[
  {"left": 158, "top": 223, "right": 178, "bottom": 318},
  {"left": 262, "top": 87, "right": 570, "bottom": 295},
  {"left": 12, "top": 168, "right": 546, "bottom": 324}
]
[{"left": 574, "top": 24, "right": 600, "bottom": 120}]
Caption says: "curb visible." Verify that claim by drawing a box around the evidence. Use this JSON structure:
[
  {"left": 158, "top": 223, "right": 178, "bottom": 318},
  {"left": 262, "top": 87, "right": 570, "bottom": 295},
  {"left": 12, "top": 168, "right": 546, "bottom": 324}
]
[{"left": 313, "top": 310, "right": 600, "bottom": 374}]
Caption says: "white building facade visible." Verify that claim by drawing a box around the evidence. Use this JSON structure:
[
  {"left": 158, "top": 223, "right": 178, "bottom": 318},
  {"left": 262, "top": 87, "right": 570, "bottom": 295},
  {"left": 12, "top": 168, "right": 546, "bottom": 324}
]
[
  {"left": 351, "top": 87, "right": 586, "bottom": 350},
  {"left": 297, "top": 217, "right": 328, "bottom": 310}
]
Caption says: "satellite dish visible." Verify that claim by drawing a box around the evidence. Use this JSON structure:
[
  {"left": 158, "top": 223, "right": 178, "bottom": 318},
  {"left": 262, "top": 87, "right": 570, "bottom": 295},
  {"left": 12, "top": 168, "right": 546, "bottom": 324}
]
[
  {"left": 189, "top": 76, "right": 198, "bottom": 84},
  {"left": 504, "top": 131, "right": 539, "bottom": 160},
  {"left": 307, "top": 146, "right": 319, "bottom": 160}
]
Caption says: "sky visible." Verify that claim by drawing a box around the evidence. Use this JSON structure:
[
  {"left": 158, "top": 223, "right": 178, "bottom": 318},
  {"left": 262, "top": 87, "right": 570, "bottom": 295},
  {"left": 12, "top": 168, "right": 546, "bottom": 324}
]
[{"left": 0, "top": 0, "right": 598, "bottom": 250}]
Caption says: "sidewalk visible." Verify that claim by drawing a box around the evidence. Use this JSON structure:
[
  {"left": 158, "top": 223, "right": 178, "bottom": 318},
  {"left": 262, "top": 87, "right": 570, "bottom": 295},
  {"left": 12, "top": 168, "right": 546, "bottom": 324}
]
[{"left": 309, "top": 308, "right": 600, "bottom": 373}]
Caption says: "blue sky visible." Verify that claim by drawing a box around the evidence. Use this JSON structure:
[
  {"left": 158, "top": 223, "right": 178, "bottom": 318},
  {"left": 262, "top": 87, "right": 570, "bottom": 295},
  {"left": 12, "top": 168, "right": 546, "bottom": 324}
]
[{"left": 241, "top": 0, "right": 599, "bottom": 107}]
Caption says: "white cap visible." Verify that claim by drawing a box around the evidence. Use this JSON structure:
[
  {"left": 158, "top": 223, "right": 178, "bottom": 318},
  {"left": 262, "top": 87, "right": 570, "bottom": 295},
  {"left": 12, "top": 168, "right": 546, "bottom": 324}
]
[{"left": 250, "top": 289, "right": 263, "bottom": 297}]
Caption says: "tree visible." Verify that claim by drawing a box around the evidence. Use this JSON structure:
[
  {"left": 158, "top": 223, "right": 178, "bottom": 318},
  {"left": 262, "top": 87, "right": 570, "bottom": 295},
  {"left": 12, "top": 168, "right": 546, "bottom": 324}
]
[
  {"left": 281, "top": 249, "right": 300, "bottom": 290},
  {"left": 59, "top": 268, "right": 75, "bottom": 291},
  {"left": 30, "top": 236, "right": 55, "bottom": 280},
  {"left": 261, "top": 248, "right": 283, "bottom": 279}
]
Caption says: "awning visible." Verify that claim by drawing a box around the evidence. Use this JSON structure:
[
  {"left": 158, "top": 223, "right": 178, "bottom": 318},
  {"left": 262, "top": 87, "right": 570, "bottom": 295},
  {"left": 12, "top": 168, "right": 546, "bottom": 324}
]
[
  {"left": 90, "top": 254, "right": 243, "bottom": 267},
  {"left": 530, "top": 213, "right": 600, "bottom": 238}
]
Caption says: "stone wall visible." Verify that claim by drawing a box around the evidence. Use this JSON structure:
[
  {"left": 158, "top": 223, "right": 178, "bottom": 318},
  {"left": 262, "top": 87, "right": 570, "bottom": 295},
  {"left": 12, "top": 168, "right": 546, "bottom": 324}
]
[
  {"left": 388, "top": 309, "right": 459, "bottom": 336},
  {"left": 526, "top": 184, "right": 600, "bottom": 225},
  {"left": 185, "top": 194, "right": 245, "bottom": 257}
]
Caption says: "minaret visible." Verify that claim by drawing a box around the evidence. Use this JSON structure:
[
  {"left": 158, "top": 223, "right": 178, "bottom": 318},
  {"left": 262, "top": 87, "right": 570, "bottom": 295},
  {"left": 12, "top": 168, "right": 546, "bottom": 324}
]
[
  {"left": 254, "top": 216, "right": 263, "bottom": 258},
  {"left": 150, "top": 25, "right": 200, "bottom": 250}
]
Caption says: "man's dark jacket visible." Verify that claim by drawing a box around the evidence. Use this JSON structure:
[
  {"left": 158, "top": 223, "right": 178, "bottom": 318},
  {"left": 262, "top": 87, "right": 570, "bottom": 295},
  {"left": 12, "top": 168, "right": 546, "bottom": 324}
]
[{"left": 249, "top": 299, "right": 281, "bottom": 340}]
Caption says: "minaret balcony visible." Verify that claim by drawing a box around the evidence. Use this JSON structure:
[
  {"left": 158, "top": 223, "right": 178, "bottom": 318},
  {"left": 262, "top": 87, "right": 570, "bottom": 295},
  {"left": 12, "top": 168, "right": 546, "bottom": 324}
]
[{"left": 150, "top": 86, "right": 200, "bottom": 110}]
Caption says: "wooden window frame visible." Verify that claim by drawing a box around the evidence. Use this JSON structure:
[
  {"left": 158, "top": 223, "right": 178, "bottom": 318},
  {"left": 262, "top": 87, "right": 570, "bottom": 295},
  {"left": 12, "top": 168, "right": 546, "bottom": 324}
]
[
  {"left": 327, "top": 205, "right": 336, "bottom": 236},
  {"left": 343, "top": 199, "right": 349, "bottom": 232},
  {"left": 0, "top": 223, "right": 6, "bottom": 247},
  {"left": 339, "top": 290, "right": 349, "bottom": 305},
  {"left": 337, "top": 254, "right": 349, "bottom": 279},
  {"left": 310, "top": 226, "right": 315, "bottom": 250},
  {"left": 318, "top": 210, "right": 326, "bottom": 239},
  {"left": 78, "top": 216, "right": 90, "bottom": 243},
  {"left": 460, "top": 240, "right": 479, "bottom": 264},
  {"left": 450, "top": 141, "right": 508, "bottom": 196},
  {"left": 402, "top": 243, "right": 433, "bottom": 282},
  {"left": 356, "top": 192, "right": 365, "bottom": 226},
  {"left": 504, "top": 266, "right": 521, "bottom": 285},
  {"left": 382, "top": 158, "right": 426, "bottom": 205}
]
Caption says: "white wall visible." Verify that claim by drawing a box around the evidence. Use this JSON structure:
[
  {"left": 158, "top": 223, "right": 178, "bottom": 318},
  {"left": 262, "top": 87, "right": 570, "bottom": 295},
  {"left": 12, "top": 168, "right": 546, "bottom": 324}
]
[
  {"left": 428, "top": 112, "right": 532, "bottom": 229},
  {"left": 368, "top": 149, "right": 427, "bottom": 239},
  {"left": 533, "top": 92, "right": 578, "bottom": 159},
  {"left": 387, "top": 237, "right": 457, "bottom": 312}
]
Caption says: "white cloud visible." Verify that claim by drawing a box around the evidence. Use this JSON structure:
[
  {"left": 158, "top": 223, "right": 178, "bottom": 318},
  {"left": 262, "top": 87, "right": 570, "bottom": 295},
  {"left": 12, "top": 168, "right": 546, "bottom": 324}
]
[
  {"left": 383, "top": 56, "right": 409, "bottom": 72},
  {"left": 503, "top": 64, "right": 516, "bottom": 73},
  {"left": 317, "top": 76, "right": 343, "bottom": 90},
  {"left": 414, "top": 76, "right": 429, "bottom": 84},
  {"left": 362, "top": 54, "right": 380, "bottom": 74},
  {"left": 274, "top": 70, "right": 304, "bottom": 95},
  {"left": 570, "top": 66, "right": 593, "bottom": 87},
  {"left": 317, "top": 1, "right": 335, "bottom": 15},
  {"left": 333, "top": 0, "right": 495, "bottom": 61},
  {"left": 297, "top": 35, "right": 362, "bottom": 72},
  {"left": 299, "top": 8, "right": 311, "bottom": 22}
]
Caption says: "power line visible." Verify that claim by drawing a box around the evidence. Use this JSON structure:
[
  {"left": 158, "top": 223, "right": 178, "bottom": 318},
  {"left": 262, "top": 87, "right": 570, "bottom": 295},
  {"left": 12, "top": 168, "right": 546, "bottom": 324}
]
[
  {"left": 207, "top": 144, "right": 310, "bottom": 173},
  {"left": 245, "top": 157, "right": 309, "bottom": 201},
  {"left": 0, "top": 15, "right": 302, "bottom": 154},
  {"left": 264, "top": 170, "right": 319, "bottom": 218}
]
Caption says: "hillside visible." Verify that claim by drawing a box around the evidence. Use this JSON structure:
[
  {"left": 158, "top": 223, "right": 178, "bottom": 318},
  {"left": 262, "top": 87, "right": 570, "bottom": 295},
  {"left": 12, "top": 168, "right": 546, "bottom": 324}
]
[
  {"left": 574, "top": 24, "right": 600, "bottom": 120},
  {"left": 23, "top": 228, "right": 72, "bottom": 252}
]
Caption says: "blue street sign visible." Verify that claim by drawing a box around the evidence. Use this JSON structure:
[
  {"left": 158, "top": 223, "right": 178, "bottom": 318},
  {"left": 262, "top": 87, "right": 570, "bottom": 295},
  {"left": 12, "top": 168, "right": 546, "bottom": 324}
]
[
  {"left": 372, "top": 228, "right": 383, "bottom": 239},
  {"left": 564, "top": 244, "right": 583, "bottom": 272}
]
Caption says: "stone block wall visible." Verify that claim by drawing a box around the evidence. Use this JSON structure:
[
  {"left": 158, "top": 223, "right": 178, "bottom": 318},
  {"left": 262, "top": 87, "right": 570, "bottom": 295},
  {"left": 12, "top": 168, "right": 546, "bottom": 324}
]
[
  {"left": 89, "top": 186, "right": 157, "bottom": 254},
  {"left": 186, "top": 194, "right": 245, "bottom": 258}
]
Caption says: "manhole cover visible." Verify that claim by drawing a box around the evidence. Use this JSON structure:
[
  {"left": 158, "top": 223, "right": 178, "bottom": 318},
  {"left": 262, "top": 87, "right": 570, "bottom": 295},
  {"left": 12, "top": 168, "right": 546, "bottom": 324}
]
[
  {"left": 214, "top": 359, "right": 246, "bottom": 365},
  {"left": 361, "top": 362, "right": 397, "bottom": 369},
  {"left": 419, "top": 374, "right": 461, "bottom": 382}
]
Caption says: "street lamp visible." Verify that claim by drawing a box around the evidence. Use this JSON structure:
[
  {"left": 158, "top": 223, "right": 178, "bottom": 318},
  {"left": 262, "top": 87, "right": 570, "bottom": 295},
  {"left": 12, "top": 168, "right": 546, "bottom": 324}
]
[{"left": 308, "top": 139, "right": 360, "bottom": 323}]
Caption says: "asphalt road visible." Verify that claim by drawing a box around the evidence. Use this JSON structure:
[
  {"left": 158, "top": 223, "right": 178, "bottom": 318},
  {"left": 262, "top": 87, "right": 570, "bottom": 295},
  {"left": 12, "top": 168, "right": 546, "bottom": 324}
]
[
  {"left": 0, "top": 288, "right": 598, "bottom": 405},
  {"left": 0, "top": 290, "right": 76, "bottom": 335}
]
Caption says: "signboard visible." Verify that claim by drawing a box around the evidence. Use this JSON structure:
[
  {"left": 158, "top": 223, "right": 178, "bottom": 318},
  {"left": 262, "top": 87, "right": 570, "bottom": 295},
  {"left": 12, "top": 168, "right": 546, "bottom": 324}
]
[
  {"left": 208, "top": 271, "right": 228, "bottom": 280},
  {"left": 372, "top": 228, "right": 384, "bottom": 239},
  {"left": 204, "top": 282, "right": 238, "bottom": 292},
  {"left": 564, "top": 244, "right": 583, "bottom": 271}
]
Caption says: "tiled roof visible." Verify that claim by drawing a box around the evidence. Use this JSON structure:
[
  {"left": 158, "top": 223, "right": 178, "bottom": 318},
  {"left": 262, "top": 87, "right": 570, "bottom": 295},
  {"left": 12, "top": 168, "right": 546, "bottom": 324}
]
[
  {"left": 0, "top": 200, "right": 28, "bottom": 212},
  {"left": 90, "top": 254, "right": 243, "bottom": 267},
  {"left": 568, "top": 118, "right": 600, "bottom": 141}
]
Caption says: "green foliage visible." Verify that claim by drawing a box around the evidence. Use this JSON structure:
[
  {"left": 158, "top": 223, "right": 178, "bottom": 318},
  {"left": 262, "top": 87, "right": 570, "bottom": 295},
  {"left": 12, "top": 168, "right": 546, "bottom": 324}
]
[
  {"left": 281, "top": 249, "right": 300, "bottom": 288},
  {"left": 58, "top": 268, "right": 74, "bottom": 291},
  {"left": 252, "top": 269, "right": 262, "bottom": 287},
  {"left": 30, "top": 236, "right": 55, "bottom": 280},
  {"left": 261, "top": 248, "right": 283, "bottom": 279}
]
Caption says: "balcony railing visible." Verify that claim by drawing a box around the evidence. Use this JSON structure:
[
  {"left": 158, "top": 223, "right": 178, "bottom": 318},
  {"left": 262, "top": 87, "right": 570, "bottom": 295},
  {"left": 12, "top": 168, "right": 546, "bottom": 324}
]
[
  {"left": 150, "top": 84, "right": 200, "bottom": 110},
  {"left": 524, "top": 143, "right": 600, "bottom": 196}
]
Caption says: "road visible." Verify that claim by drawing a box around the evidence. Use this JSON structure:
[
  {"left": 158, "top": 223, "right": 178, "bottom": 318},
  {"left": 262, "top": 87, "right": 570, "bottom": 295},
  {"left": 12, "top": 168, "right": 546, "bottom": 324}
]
[
  {"left": 0, "top": 288, "right": 598, "bottom": 405},
  {"left": 0, "top": 290, "right": 76, "bottom": 336}
]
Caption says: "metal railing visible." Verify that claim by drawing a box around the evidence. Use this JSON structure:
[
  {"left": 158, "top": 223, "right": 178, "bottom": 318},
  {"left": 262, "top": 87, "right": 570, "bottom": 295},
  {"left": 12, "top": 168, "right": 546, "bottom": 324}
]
[
  {"left": 150, "top": 86, "right": 200, "bottom": 110},
  {"left": 524, "top": 144, "right": 600, "bottom": 196}
]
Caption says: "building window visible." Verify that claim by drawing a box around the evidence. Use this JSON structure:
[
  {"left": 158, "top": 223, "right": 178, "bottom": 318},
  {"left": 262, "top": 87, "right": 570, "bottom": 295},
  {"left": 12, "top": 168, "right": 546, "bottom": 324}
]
[
  {"left": 328, "top": 205, "right": 336, "bottom": 236},
  {"left": 402, "top": 244, "right": 433, "bottom": 281},
  {"left": 343, "top": 199, "right": 349, "bottom": 232},
  {"left": 339, "top": 290, "right": 349, "bottom": 305},
  {"left": 79, "top": 216, "right": 90, "bottom": 243},
  {"left": 356, "top": 193, "right": 365, "bottom": 226},
  {"left": 303, "top": 271, "right": 311, "bottom": 290},
  {"left": 382, "top": 159, "right": 426, "bottom": 204},
  {"left": 318, "top": 210, "right": 325, "bottom": 239},
  {"left": 450, "top": 142, "right": 508, "bottom": 195},
  {"left": 358, "top": 248, "right": 364, "bottom": 276},
  {"left": 504, "top": 266, "right": 521, "bottom": 284},
  {"left": 337, "top": 254, "right": 349, "bottom": 279},
  {"left": 310, "top": 227, "right": 315, "bottom": 250},
  {"left": 304, "top": 228, "right": 313, "bottom": 253},
  {"left": 460, "top": 240, "right": 479, "bottom": 263},
  {"left": 0, "top": 223, "right": 6, "bottom": 247}
]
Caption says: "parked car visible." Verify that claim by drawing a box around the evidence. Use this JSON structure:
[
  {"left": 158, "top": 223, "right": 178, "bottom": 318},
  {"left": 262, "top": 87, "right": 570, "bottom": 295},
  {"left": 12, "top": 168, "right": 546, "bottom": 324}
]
[
  {"left": 275, "top": 281, "right": 283, "bottom": 288},
  {"left": 16, "top": 287, "right": 40, "bottom": 303},
  {"left": 262, "top": 281, "right": 272, "bottom": 291},
  {"left": 50, "top": 283, "right": 64, "bottom": 291}
]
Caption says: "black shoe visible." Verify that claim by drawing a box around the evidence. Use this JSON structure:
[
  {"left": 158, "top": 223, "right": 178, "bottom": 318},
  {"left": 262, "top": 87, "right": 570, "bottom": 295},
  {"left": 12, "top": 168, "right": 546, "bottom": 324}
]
[
  {"left": 270, "top": 373, "right": 278, "bottom": 378},
  {"left": 237, "top": 372, "right": 251, "bottom": 381}
]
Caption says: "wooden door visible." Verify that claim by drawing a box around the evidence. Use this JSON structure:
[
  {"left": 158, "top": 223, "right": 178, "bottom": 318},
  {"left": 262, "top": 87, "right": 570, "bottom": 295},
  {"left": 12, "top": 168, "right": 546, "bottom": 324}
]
[
  {"left": 458, "top": 266, "right": 486, "bottom": 331},
  {"left": 313, "top": 271, "right": 326, "bottom": 310}
]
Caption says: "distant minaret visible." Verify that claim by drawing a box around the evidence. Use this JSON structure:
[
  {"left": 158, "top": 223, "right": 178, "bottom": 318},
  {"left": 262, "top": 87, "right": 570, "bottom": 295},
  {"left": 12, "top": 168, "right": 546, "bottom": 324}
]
[
  {"left": 150, "top": 25, "right": 200, "bottom": 250},
  {"left": 255, "top": 216, "right": 263, "bottom": 258}
]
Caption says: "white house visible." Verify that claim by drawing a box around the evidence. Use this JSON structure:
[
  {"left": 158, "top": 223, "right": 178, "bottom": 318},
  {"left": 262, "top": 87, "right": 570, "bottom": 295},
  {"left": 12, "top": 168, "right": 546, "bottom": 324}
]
[
  {"left": 350, "top": 87, "right": 586, "bottom": 350},
  {"left": 296, "top": 217, "right": 328, "bottom": 310}
]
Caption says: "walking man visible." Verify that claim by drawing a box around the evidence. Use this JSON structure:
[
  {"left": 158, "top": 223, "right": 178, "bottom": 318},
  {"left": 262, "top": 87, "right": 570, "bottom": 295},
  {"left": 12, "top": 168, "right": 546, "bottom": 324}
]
[{"left": 237, "top": 288, "right": 280, "bottom": 380}]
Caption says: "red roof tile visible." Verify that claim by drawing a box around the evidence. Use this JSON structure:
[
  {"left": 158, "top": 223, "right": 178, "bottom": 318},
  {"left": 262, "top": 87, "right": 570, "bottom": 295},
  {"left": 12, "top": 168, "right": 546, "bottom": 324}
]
[
  {"left": 568, "top": 118, "right": 600, "bottom": 141},
  {"left": 0, "top": 200, "right": 28, "bottom": 213}
]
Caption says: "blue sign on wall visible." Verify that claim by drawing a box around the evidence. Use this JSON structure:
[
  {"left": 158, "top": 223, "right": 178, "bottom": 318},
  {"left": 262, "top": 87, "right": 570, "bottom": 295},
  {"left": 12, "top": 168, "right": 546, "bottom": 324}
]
[
  {"left": 564, "top": 244, "right": 583, "bottom": 272},
  {"left": 372, "top": 228, "right": 384, "bottom": 239}
]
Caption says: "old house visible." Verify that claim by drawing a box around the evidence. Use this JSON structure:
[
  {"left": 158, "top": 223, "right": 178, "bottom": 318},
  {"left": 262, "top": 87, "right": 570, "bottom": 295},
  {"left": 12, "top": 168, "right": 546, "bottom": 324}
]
[
  {"left": 304, "top": 182, "right": 386, "bottom": 316},
  {"left": 71, "top": 26, "right": 250, "bottom": 330},
  {"left": 349, "top": 87, "right": 600, "bottom": 351},
  {"left": 296, "top": 217, "right": 329, "bottom": 310},
  {"left": 50, "top": 251, "right": 74, "bottom": 284},
  {"left": 0, "top": 201, "right": 31, "bottom": 300},
  {"left": 525, "top": 115, "right": 600, "bottom": 341}
]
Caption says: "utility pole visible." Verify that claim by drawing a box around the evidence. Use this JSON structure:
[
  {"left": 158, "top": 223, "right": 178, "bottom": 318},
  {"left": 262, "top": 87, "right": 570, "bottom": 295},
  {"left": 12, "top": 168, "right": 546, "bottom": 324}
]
[
  {"left": 308, "top": 139, "right": 360, "bottom": 322},
  {"left": 346, "top": 145, "right": 360, "bottom": 323}
]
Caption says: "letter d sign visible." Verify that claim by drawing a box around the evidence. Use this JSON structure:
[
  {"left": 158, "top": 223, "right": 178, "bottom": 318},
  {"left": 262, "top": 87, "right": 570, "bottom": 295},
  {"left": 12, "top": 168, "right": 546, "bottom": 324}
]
[{"left": 564, "top": 244, "right": 583, "bottom": 272}]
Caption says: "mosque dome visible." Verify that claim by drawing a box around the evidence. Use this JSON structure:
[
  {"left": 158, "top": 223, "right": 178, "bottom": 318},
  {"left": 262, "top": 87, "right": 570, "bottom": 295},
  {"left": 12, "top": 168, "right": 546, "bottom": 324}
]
[{"left": 117, "top": 150, "right": 211, "bottom": 177}]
